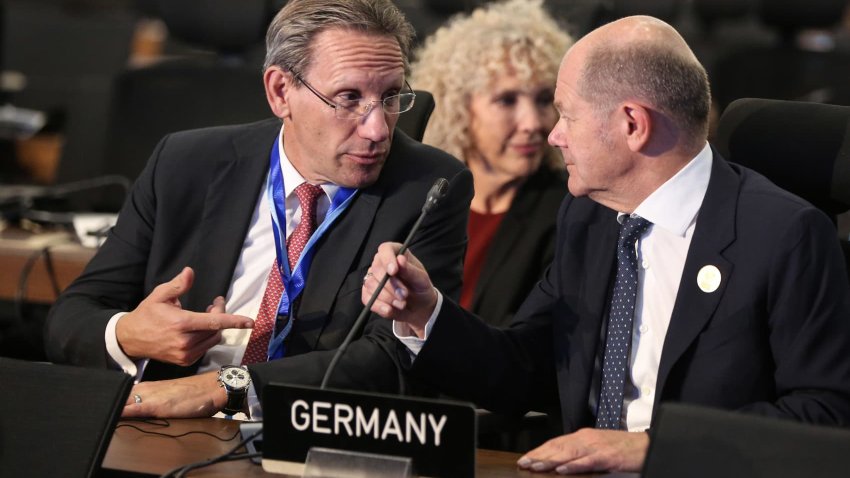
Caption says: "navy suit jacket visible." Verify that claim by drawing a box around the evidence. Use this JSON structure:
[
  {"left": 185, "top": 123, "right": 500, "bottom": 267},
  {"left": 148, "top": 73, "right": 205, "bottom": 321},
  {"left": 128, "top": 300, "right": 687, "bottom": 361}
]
[
  {"left": 409, "top": 152, "right": 850, "bottom": 432},
  {"left": 45, "top": 118, "right": 473, "bottom": 395}
]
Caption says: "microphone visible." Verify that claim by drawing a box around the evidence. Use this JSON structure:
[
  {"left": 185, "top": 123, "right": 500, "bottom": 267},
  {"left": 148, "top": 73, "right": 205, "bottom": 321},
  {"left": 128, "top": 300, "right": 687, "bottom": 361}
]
[
  {"left": 1, "top": 175, "right": 132, "bottom": 224},
  {"left": 421, "top": 178, "right": 448, "bottom": 214},
  {"left": 320, "top": 177, "right": 449, "bottom": 389}
]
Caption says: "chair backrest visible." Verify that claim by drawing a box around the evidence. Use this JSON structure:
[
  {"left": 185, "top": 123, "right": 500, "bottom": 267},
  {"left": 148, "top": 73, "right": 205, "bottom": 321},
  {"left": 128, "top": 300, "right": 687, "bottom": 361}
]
[
  {"left": 714, "top": 97, "right": 850, "bottom": 279},
  {"left": 715, "top": 97, "right": 850, "bottom": 218},
  {"left": 395, "top": 89, "right": 436, "bottom": 143},
  {"left": 643, "top": 403, "right": 850, "bottom": 478},
  {"left": 55, "top": 1, "right": 274, "bottom": 211},
  {"left": 0, "top": 358, "right": 132, "bottom": 478},
  {"left": 706, "top": 0, "right": 850, "bottom": 111}
]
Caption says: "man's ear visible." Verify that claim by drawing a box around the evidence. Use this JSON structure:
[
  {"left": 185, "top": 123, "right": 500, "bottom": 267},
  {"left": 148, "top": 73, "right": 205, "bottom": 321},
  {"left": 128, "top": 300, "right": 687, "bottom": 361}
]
[
  {"left": 620, "top": 102, "right": 651, "bottom": 152},
  {"left": 264, "top": 66, "right": 292, "bottom": 119}
]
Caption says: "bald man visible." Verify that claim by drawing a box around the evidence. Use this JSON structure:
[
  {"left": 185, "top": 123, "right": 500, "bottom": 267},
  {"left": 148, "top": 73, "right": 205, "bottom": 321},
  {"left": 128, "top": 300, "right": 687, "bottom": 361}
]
[{"left": 362, "top": 16, "right": 850, "bottom": 474}]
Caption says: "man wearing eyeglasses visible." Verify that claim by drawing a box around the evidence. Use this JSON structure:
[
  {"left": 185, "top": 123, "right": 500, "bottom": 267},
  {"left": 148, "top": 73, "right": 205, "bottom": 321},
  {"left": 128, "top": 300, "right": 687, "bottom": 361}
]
[{"left": 45, "top": 0, "right": 472, "bottom": 419}]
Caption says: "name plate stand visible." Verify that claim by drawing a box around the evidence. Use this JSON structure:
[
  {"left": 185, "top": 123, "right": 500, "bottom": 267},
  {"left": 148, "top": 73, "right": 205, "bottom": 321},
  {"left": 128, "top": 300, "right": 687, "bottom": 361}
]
[{"left": 303, "top": 447, "right": 411, "bottom": 478}]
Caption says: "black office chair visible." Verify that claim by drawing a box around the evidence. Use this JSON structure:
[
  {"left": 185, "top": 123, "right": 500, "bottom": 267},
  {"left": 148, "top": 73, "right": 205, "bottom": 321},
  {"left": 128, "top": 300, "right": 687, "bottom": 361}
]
[
  {"left": 396, "top": 90, "right": 435, "bottom": 143},
  {"left": 709, "top": 0, "right": 850, "bottom": 111},
  {"left": 55, "top": 0, "right": 275, "bottom": 211},
  {"left": 643, "top": 403, "right": 850, "bottom": 478},
  {"left": 714, "top": 97, "right": 850, "bottom": 279},
  {"left": 0, "top": 358, "right": 132, "bottom": 478}
]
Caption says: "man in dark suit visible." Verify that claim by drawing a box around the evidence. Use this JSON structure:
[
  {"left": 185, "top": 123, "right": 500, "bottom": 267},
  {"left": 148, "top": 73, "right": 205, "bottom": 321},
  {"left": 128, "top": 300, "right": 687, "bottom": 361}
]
[
  {"left": 364, "top": 15, "right": 850, "bottom": 474},
  {"left": 44, "top": 0, "right": 471, "bottom": 419}
]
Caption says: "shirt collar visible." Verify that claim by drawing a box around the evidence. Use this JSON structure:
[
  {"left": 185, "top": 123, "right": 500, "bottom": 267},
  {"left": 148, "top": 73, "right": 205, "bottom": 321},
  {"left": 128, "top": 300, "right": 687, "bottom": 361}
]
[
  {"left": 620, "top": 142, "right": 712, "bottom": 236},
  {"left": 277, "top": 127, "right": 338, "bottom": 202}
]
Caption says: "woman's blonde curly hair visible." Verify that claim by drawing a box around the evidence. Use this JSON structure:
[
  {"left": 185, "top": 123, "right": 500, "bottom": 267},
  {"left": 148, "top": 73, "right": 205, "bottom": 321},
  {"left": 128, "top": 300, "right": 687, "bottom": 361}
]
[{"left": 411, "top": 0, "right": 573, "bottom": 168}]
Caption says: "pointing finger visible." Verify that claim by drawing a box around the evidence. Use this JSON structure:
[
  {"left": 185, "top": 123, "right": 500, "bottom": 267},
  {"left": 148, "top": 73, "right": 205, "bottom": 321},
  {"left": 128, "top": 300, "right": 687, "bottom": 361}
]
[{"left": 182, "top": 312, "right": 254, "bottom": 332}]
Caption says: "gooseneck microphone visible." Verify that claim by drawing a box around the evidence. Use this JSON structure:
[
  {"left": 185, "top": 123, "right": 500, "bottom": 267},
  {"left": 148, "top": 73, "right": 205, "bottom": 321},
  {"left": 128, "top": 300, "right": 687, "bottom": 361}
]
[{"left": 320, "top": 178, "right": 449, "bottom": 389}]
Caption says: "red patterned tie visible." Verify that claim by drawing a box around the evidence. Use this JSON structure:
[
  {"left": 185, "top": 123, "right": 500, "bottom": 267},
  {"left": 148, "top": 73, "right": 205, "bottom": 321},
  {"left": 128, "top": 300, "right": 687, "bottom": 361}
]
[{"left": 241, "top": 183, "right": 324, "bottom": 365}]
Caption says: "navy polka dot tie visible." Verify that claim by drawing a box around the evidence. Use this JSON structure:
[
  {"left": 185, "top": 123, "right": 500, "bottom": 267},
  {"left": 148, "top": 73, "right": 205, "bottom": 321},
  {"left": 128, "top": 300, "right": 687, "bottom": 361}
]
[{"left": 595, "top": 215, "right": 652, "bottom": 429}]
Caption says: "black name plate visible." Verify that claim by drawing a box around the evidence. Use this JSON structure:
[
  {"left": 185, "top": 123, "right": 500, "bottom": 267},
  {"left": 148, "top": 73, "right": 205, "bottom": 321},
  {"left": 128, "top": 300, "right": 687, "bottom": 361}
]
[{"left": 262, "top": 383, "right": 476, "bottom": 477}]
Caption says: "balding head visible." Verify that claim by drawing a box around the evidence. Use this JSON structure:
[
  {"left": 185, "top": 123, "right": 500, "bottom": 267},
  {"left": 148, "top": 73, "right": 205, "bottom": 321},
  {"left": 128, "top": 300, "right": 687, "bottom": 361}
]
[{"left": 565, "top": 16, "right": 710, "bottom": 146}]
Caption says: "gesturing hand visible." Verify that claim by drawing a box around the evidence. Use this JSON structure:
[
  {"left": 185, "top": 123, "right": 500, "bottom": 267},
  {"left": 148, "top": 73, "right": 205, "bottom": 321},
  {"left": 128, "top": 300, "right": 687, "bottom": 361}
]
[
  {"left": 116, "top": 267, "right": 253, "bottom": 366},
  {"left": 362, "top": 242, "right": 438, "bottom": 338}
]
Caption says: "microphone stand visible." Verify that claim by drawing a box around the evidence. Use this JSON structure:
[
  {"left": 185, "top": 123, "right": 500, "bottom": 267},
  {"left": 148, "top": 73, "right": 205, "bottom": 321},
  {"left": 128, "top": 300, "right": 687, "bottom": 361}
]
[{"left": 320, "top": 178, "right": 448, "bottom": 389}]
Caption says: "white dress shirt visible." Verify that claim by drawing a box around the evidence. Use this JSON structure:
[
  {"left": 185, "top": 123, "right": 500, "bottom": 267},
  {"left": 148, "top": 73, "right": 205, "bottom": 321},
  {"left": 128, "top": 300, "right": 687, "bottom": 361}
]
[
  {"left": 105, "top": 127, "right": 337, "bottom": 418},
  {"left": 396, "top": 143, "right": 713, "bottom": 432},
  {"left": 620, "top": 142, "right": 712, "bottom": 430}
]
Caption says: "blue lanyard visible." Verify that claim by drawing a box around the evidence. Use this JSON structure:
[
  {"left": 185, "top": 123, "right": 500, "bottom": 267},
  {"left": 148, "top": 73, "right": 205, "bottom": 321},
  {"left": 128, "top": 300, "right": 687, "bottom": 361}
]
[{"left": 264, "top": 135, "right": 358, "bottom": 359}]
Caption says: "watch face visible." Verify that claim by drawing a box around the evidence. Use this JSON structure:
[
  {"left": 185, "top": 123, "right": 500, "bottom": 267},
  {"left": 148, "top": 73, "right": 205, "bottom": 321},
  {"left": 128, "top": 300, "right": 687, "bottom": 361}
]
[{"left": 222, "top": 367, "right": 250, "bottom": 388}]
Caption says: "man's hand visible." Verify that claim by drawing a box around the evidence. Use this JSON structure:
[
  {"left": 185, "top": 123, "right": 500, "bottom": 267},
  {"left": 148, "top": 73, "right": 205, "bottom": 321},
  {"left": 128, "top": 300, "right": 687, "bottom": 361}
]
[
  {"left": 122, "top": 371, "right": 227, "bottom": 418},
  {"left": 516, "top": 429, "right": 649, "bottom": 474},
  {"left": 116, "top": 267, "right": 253, "bottom": 365},
  {"left": 362, "top": 242, "right": 437, "bottom": 337}
]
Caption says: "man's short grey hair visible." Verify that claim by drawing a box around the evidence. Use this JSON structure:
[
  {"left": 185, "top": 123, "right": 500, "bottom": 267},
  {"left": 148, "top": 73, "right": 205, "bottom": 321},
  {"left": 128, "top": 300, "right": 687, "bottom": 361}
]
[
  {"left": 264, "top": 0, "right": 415, "bottom": 80},
  {"left": 579, "top": 42, "right": 711, "bottom": 141}
]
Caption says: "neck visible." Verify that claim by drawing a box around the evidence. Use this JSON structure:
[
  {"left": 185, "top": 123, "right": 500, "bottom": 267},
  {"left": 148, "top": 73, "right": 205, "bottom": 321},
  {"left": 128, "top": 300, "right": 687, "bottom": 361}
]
[
  {"left": 469, "top": 171, "right": 525, "bottom": 214},
  {"left": 593, "top": 152, "right": 694, "bottom": 213}
]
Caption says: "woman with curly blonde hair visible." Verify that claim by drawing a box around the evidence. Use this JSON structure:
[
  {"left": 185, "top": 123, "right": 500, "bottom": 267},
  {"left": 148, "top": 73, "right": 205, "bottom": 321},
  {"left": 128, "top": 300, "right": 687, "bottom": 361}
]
[{"left": 412, "top": 0, "right": 573, "bottom": 326}]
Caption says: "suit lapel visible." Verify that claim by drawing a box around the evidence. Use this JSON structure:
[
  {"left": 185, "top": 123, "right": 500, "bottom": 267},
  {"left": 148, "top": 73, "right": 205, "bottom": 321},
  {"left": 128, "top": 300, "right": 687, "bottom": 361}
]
[
  {"left": 654, "top": 155, "right": 739, "bottom": 413},
  {"left": 290, "top": 173, "right": 383, "bottom": 353},
  {"left": 564, "top": 204, "right": 620, "bottom": 429},
  {"left": 184, "top": 120, "right": 280, "bottom": 311}
]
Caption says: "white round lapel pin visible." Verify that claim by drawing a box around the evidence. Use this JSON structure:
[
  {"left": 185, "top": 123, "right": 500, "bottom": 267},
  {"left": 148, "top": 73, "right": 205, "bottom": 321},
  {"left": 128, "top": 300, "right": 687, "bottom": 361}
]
[{"left": 697, "top": 265, "right": 721, "bottom": 293}]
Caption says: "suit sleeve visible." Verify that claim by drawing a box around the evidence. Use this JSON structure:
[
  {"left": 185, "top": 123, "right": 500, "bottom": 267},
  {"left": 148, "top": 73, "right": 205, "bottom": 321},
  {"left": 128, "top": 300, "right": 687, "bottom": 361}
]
[
  {"left": 403, "top": 197, "right": 576, "bottom": 415},
  {"left": 43, "top": 137, "right": 166, "bottom": 367},
  {"left": 248, "top": 168, "right": 474, "bottom": 394},
  {"left": 738, "top": 206, "right": 850, "bottom": 425}
]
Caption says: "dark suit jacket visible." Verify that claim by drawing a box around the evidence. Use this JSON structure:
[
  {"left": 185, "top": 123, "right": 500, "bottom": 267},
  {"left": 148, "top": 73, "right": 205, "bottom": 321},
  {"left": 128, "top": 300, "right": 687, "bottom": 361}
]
[
  {"left": 45, "top": 118, "right": 473, "bottom": 395},
  {"left": 469, "top": 164, "right": 566, "bottom": 327},
  {"left": 409, "top": 153, "right": 850, "bottom": 432}
]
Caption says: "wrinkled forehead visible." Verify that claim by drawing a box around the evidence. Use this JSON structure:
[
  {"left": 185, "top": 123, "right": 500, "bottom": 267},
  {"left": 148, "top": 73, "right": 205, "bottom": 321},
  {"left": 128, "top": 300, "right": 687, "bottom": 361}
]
[{"left": 306, "top": 28, "right": 405, "bottom": 78}]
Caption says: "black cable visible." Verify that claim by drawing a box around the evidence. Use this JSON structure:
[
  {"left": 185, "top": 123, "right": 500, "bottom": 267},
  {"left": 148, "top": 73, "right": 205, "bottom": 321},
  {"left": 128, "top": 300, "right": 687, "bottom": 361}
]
[
  {"left": 173, "top": 452, "right": 262, "bottom": 478},
  {"left": 14, "top": 239, "right": 72, "bottom": 323},
  {"left": 158, "top": 428, "right": 263, "bottom": 478},
  {"left": 40, "top": 246, "right": 61, "bottom": 297},
  {"left": 114, "top": 419, "right": 241, "bottom": 442}
]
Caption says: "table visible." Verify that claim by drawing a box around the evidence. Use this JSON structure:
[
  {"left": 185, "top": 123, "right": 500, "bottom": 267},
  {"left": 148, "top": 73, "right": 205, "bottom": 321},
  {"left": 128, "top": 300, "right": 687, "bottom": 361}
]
[
  {"left": 101, "top": 418, "right": 639, "bottom": 477},
  {"left": 101, "top": 418, "right": 541, "bottom": 477},
  {"left": 0, "top": 228, "right": 93, "bottom": 303}
]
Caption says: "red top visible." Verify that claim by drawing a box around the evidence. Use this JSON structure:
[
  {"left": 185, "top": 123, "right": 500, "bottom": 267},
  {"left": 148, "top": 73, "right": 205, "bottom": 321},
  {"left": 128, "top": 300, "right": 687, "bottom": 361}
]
[{"left": 460, "top": 209, "right": 506, "bottom": 310}]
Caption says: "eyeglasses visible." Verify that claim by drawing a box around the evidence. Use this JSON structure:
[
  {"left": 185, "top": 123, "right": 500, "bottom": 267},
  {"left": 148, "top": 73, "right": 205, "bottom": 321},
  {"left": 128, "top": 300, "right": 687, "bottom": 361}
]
[{"left": 292, "top": 71, "right": 416, "bottom": 120}]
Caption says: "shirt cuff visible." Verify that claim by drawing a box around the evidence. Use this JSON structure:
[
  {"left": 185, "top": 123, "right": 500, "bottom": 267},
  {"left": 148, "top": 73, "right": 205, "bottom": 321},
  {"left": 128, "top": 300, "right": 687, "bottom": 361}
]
[
  {"left": 105, "top": 312, "right": 148, "bottom": 382},
  {"left": 392, "top": 289, "right": 442, "bottom": 357}
]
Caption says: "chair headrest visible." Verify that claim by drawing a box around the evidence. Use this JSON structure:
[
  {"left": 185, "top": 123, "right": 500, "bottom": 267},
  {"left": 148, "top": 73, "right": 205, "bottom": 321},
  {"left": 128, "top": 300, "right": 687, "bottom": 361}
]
[
  {"left": 759, "top": 0, "right": 847, "bottom": 32},
  {"left": 644, "top": 403, "right": 850, "bottom": 478},
  {"left": 395, "top": 90, "right": 435, "bottom": 142},
  {"left": 155, "top": 0, "right": 272, "bottom": 52},
  {"left": 715, "top": 98, "right": 850, "bottom": 215}
]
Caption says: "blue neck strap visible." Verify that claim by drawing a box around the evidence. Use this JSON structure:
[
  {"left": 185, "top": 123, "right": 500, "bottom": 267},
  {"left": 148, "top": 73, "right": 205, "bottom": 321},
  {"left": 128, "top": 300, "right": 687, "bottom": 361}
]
[{"left": 264, "top": 135, "right": 358, "bottom": 359}]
